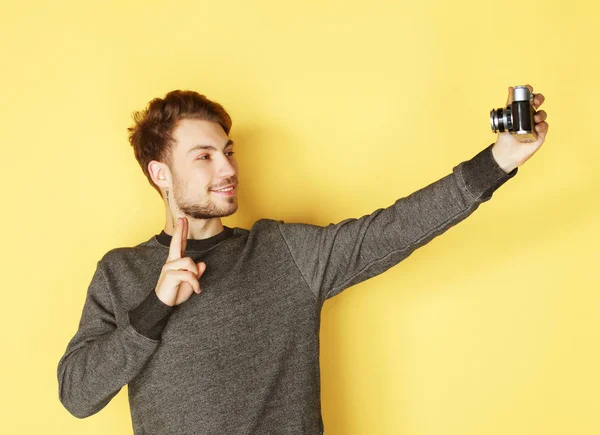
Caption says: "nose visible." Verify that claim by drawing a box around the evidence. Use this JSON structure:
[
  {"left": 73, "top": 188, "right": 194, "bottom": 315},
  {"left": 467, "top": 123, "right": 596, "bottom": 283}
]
[{"left": 218, "top": 153, "right": 237, "bottom": 178}]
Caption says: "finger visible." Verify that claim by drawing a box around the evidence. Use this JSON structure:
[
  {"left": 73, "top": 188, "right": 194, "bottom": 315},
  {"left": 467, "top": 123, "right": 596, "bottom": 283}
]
[
  {"left": 533, "top": 93, "right": 545, "bottom": 109},
  {"left": 197, "top": 262, "right": 205, "bottom": 293},
  {"left": 173, "top": 271, "right": 201, "bottom": 294},
  {"left": 534, "top": 110, "right": 547, "bottom": 123},
  {"left": 175, "top": 280, "right": 199, "bottom": 304},
  {"left": 182, "top": 280, "right": 199, "bottom": 299},
  {"left": 180, "top": 257, "right": 200, "bottom": 276},
  {"left": 506, "top": 86, "right": 514, "bottom": 105},
  {"left": 197, "top": 261, "right": 206, "bottom": 277},
  {"left": 181, "top": 216, "right": 188, "bottom": 258},
  {"left": 535, "top": 121, "right": 548, "bottom": 136},
  {"left": 183, "top": 272, "right": 201, "bottom": 294},
  {"left": 168, "top": 217, "right": 183, "bottom": 261},
  {"left": 163, "top": 257, "right": 199, "bottom": 277},
  {"left": 535, "top": 122, "right": 548, "bottom": 143},
  {"left": 524, "top": 84, "right": 537, "bottom": 107}
]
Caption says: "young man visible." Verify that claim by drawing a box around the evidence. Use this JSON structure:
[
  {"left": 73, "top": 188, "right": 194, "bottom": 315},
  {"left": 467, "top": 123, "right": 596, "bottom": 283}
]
[{"left": 57, "top": 88, "right": 548, "bottom": 434}]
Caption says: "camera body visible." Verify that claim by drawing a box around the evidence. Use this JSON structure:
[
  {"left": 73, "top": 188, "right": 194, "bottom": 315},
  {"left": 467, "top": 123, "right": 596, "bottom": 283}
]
[{"left": 490, "top": 85, "right": 537, "bottom": 143}]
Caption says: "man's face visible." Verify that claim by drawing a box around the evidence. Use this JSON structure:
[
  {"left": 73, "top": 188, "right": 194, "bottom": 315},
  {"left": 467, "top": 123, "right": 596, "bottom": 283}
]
[{"left": 167, "top": 118, "right": 239, "bottom": 220}]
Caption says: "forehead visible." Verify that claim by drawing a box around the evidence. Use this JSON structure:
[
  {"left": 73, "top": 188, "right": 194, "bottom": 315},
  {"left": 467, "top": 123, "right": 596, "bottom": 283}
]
[{"left": 172, "top": 119, "right": 228, "bottom": 153}]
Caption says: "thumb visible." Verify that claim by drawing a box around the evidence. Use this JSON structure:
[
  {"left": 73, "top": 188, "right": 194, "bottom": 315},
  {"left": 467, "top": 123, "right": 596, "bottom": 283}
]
[
  {"left": 197, "top": 262, "right": 206, "bottom": 276},
  {"left": 506, "top": 86, "right": 514, "bottom": 106}
]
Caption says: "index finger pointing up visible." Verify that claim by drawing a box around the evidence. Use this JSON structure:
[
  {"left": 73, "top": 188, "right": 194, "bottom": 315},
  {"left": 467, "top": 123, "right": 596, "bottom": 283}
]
[
  {"left": 168, "top": 217, "right": 185, "bottom": 261},
  {"left": 180, "top": 217, "right": 188, "bottom": 257}
]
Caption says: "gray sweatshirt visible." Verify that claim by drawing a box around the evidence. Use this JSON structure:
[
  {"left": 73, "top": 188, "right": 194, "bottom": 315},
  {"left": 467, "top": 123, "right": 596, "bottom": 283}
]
[{"left": 57, "top": 143, "right": 518, "bottom": 434}]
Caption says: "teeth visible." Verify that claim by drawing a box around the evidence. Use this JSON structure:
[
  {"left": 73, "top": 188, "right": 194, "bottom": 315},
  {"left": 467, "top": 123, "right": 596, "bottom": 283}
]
[{"left": 215, "top": 187, "right": 233, "bottom": 192}]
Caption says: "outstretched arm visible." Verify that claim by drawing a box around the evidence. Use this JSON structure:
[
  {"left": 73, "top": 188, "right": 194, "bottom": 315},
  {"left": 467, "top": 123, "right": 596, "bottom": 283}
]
[{"left": 277, "top": 143, "right": 519, "bottom": 303}]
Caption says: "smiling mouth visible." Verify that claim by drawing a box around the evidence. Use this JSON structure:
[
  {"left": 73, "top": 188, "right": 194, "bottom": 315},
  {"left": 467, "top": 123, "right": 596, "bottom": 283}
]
[{"left": 210, "top": 186, "right": 236, "bottom": 195}]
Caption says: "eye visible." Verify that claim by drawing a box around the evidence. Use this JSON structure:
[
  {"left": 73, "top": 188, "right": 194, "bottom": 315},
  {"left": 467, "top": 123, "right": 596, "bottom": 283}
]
[{"left": 196, "top": 151, "right": 235, "bottom": 161}]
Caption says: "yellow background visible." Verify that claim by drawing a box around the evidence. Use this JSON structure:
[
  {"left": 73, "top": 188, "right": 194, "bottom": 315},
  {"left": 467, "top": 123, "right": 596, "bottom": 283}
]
[{"left": 1, "top": 0, "right": 598, "bottom": 434}]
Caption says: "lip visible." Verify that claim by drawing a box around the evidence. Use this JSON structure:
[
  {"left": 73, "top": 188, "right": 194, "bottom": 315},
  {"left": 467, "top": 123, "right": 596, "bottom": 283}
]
[
  {"left": 212, "top": 184, "right": 236, "bottom": 190},
  {"left": 211, "top": 184, "right": 237, "bottom": 195}
]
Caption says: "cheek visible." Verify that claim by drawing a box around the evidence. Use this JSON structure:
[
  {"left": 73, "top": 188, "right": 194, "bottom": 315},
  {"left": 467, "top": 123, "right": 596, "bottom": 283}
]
[{"left": 191, "top": 170, "right": 213, "bottom": 190}]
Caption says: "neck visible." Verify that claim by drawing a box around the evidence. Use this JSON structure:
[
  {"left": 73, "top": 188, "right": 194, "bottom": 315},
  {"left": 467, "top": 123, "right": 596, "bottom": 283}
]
[{"left": 163, "top": 212, "right": 225, "bottom": 240}]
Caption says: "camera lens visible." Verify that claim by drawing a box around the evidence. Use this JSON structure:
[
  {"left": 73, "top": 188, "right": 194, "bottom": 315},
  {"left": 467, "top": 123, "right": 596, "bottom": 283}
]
[{"left": 490, "top": 107, "right": 512, "bottom": 133}]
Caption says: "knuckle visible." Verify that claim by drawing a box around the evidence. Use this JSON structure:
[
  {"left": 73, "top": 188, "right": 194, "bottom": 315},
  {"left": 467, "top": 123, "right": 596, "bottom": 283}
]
[{"left": 185, "top": 257, "right": 198, "bottom": 272}]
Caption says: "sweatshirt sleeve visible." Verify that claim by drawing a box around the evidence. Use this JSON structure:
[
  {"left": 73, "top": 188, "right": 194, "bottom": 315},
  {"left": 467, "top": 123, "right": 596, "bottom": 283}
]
[
  {"left": 56, "top": 260, "right": 174, "bottom": 419},
  {"left": 277, "top": 143, "right": 518, "bottom": 304}
]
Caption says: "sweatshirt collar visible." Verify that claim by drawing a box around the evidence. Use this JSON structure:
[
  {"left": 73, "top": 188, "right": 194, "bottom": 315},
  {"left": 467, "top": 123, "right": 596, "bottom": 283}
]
[{"left": 154, "top": 226, "right": 234, "bottom": 251}]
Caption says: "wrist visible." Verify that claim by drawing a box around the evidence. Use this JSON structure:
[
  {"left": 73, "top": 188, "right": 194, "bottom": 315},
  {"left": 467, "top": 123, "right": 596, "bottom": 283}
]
[{"left": 491, "top": 143, "right": 518, "bottom": 174}]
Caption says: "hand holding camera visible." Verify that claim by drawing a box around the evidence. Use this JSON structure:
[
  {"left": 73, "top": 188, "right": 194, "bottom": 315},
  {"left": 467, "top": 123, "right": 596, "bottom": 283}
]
[{"left": 490, "top": 84, "right": 548, "bottom": 173}]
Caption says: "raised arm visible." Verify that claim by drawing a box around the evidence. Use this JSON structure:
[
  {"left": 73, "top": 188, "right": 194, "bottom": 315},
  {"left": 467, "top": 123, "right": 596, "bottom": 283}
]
[{"left": 277, "top": 143, "right": 518, "bottom": 303}]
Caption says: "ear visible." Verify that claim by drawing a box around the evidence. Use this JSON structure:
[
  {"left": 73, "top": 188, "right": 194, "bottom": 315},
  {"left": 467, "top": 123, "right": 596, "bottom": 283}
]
[{"left": 148, "top": 160, "right": 171, "bottom": 189}]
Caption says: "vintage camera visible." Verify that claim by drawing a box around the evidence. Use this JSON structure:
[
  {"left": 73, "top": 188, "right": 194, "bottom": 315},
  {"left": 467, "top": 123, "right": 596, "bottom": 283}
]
[{"left": 490, "top": 85, "right": 537, "bottom": 143}]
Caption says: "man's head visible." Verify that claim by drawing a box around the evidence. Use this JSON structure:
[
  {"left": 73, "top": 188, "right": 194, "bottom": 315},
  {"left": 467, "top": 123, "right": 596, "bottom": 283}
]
[{"left": 128, "top": 90, "right": 238, "bottom": 221}]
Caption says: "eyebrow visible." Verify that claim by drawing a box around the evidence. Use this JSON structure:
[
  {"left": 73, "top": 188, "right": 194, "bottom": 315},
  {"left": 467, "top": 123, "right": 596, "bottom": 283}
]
[{"left": 187, "top": 139, "right": 234, "bottom": 154}]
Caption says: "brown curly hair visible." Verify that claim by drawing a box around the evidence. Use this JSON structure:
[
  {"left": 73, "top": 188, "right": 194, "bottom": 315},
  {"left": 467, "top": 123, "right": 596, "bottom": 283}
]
[{"left": 127, "top": 90, "right": 232, "bottom": 196}]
